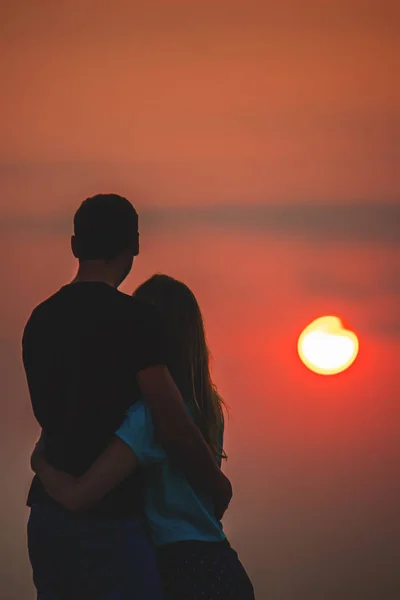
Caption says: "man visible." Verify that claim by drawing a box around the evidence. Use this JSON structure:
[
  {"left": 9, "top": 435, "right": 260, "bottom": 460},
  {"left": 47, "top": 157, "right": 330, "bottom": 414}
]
[{"left": 23, "top": 194, "right": 231, "bottom": 599}]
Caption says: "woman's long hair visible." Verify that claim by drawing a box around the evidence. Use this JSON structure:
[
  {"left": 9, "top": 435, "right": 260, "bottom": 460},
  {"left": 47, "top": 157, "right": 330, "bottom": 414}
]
[{"left": 133, "top": 274, "right": 227, "bottom": 462}]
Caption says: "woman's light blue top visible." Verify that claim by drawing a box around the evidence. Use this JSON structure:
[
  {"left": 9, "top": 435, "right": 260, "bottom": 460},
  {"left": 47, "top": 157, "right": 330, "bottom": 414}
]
[{"left": 116, "top": 401, "right": 226, "bottom": 547}]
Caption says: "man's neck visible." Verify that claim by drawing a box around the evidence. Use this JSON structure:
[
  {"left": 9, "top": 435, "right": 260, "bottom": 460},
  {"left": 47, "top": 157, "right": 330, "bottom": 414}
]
[{"left": 72, "top": 262, "right": 118, "bottom": 288}]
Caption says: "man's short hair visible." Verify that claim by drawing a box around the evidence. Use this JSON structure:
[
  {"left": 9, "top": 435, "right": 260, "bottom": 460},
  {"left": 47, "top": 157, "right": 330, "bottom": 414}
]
[{"left": 73, "top": 194, "right": 139, "bottom": 260}]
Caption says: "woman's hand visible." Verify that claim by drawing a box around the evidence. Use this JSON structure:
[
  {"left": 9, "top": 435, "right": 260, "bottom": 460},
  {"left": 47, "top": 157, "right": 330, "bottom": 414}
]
[
  {"left": 30, "top": 432, "right": 46, "bottom": 474},
  {"left": 30, "top": 436, "right": 139, "bottom": 512}
]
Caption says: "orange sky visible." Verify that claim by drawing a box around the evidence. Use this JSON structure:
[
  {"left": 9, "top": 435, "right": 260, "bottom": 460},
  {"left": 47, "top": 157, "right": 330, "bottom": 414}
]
[
  {"left": 1, "top": 0, "right": 399, "bottom": 211},
  {"left": 1, "top": 2, "right": 399, "bottom": 598}
]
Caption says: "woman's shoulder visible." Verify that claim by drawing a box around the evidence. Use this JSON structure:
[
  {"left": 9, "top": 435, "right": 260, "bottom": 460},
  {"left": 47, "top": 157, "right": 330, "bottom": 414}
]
[
  {"left": 124, "top": 399, "right": 150, "bottom": 423},
  {"left": 118, "top": 399, "right": 166, "bottom": 465}
]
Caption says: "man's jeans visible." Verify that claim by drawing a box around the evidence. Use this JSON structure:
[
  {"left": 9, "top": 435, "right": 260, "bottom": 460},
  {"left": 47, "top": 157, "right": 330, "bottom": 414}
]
[{"left": 27, "top": 504, "right": 163, "bottom": 600}]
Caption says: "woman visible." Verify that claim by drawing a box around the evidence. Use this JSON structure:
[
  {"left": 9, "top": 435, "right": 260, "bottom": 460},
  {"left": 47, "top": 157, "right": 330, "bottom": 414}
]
[{"left": 31, "top": 274, "right": 255, "bottom": 599}]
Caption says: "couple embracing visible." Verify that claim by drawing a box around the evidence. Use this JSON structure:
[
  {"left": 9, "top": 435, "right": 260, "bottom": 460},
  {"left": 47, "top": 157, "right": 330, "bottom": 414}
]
[{"left": 23, "top": 193, "right": 255, "bottom": 599}]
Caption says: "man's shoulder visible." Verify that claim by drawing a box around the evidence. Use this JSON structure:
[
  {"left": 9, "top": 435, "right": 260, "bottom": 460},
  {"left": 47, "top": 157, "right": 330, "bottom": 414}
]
[
  {"left": 115, "top": 290, "right": 159, "bottom": 321},
  {"left": 23, "top": 288, "right": 65, "bottom": 329}
]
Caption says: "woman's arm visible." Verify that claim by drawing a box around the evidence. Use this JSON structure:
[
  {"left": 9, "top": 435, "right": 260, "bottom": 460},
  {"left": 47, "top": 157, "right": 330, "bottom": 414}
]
[{"left": 30, "top": 437, "right": 138, "bottom": 512}]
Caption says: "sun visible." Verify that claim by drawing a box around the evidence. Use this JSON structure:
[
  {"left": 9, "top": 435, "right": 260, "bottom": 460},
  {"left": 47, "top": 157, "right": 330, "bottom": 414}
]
[{"left": 298, "top": 316, "right": 359, "bottom": 375}]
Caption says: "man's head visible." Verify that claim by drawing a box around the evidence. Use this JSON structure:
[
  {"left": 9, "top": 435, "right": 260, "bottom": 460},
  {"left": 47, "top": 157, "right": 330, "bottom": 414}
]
[{"left": 71, "top": 194, "right": 139, "bottom": 286}]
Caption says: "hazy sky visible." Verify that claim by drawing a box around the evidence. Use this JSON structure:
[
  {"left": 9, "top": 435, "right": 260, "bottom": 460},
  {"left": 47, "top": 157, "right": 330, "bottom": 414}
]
[
  {"left": 1, "top": 1, "right": 399, "bottom": 599},
  {"left": 1, "top": 0, "right": 399, "bottom": 211}
]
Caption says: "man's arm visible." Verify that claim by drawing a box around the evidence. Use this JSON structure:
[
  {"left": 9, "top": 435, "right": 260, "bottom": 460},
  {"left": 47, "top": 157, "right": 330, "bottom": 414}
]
[{"left": 137, "top": 365, "right": 232, "bottom": 519}]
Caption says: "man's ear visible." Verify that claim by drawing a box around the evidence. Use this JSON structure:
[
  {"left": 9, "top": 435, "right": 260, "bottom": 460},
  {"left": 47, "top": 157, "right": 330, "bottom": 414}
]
[{"left": 71, "top": 235, "right": 79, "bottom": 258}]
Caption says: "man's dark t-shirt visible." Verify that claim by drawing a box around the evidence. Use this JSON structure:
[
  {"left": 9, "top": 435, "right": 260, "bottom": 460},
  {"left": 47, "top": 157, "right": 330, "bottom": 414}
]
[{"left": 22, "top": 282, "right": 165, "bottom": 519}]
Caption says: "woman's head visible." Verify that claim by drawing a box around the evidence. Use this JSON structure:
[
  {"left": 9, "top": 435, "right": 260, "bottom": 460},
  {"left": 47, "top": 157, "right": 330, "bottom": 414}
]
[{"left": 133, "top": 274, "right": 227, "bottom": 461}]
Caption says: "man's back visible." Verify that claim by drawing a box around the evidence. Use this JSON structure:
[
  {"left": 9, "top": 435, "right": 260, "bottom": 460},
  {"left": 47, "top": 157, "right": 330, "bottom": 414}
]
[{"left": 23, "top": 281, "right": 164, "bottom": 518}]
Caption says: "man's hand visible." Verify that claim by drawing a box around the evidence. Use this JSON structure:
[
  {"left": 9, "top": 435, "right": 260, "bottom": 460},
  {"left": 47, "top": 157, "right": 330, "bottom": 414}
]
[{"left": 212, "top": 471, "right": 233, "bottom": 521}]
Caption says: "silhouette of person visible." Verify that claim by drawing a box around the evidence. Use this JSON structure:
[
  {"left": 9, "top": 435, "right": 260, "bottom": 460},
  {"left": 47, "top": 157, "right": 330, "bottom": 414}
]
[{"left": 23, "top": 194, "right": 231, "bottom": 600}]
